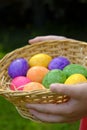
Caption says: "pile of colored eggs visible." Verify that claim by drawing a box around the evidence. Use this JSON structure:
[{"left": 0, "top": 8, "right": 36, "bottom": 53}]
[{"left": 8, "top": 53, "right": 87, "bottom": 92}]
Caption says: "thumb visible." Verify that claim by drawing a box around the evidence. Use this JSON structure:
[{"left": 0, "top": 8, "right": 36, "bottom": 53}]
[{"left": 50, "top": 83, "right": 87, "bottom": 99}]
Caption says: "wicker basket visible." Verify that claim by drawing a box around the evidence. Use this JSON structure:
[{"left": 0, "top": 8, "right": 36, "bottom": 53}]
[{"left": 0, "top": 39, "right": 87, "bottom": 122}]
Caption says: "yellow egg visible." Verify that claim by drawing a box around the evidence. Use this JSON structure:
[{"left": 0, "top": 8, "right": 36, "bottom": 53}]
[
  {"left": 29, "top": 53, "right": 52, "bottom": 67},
  {"left": 64, "top": 74, "right": 87, "bottom": 85}
]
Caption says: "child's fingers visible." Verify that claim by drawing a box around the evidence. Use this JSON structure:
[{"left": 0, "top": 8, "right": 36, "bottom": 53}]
[
  {"left": 28, "top": 35, "right": 67, "bottom": 44},
  {"left": 50, "top": 83, "right": 87, "bottom": 99}
]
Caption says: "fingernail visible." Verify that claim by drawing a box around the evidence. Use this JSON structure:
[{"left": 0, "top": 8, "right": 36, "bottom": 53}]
[
  {"left": 50, "top": 83, "right": 57, "bottom": 89},
  {"left": 29, "top": 109, "right": 34, "bottom": 114},
  {"left": 50, "top": 83, "right": 60, "bottom": 92},
  {"left": 26, "top": 104, "right": 31, "bottom": 108},
  {"left": 29, "top": 109, "right": 37, "bottom": 116},
  {"left": 29, "top": 109, "right": 35, "bottom": 116}
]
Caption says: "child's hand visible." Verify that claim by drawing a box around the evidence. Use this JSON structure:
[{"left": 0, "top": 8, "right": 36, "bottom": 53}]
[
  {"left": 26, "top": 83, "right": 87, "bottom": 123},
  {"left": 28, "top": 35, "right": 67, "bottom": 44}
]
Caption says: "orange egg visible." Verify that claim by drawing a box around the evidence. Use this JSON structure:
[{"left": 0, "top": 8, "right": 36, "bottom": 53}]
[
  {"left": 27, "top": 66, "right": 49, "bottom": 83},
  {"left": 23, "top": 82, "right": 45, "bottom": 91}
]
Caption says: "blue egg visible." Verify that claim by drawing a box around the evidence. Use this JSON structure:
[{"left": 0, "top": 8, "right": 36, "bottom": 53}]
[
  {"left": 48, "top": 56, "right": 70, "bottom": 70},
  {"left": 8, "top": 58, "right": 29, "bottom": 78}
]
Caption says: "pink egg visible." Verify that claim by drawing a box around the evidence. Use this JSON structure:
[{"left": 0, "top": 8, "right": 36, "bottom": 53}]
[{"left": 10, "top": 76, "right": 31, "bottom": 91}]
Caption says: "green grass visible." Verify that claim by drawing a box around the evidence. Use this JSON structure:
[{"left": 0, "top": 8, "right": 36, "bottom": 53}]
[
  {"left": 0, "top": 97, "right": 79, "bottom": 130},
  {"left": 0, "top": 23, "right": 87, "bottom": 130}
]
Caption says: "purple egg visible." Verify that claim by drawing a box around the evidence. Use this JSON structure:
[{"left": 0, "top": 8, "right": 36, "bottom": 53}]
[
  {"left": 48, "top": 56, "right": 70, "bottom": 70},
  {"left": 8, "top": 58, "right": 29, "bottom": 78}
]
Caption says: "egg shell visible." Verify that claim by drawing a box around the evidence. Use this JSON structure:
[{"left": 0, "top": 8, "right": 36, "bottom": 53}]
[
  {"left": 48, "top": 56, "right": 70, "bottom": 70},
  {"left": 64, "top": 74, "right": 87, "bottom": 85},
  {"left": 42, "top": 69, "right": 66, "bottom": 88},
  {"left": 8, "top": 58, "right": 29, "bottom": 78},
  {"left": 63, "top": 64, "right": 87, "bottom": 78},
  {"left": 27, "top": 66, "right": 49, "bottom": 83},
  {"left": 10, "top": 76, "right": 31, "bottom": 90},
  {"left": 23, "top": 82, "right": 45, "bottom": 91},
  {"left": 29, "top": 53, "right": 52, "bottom": 67}
]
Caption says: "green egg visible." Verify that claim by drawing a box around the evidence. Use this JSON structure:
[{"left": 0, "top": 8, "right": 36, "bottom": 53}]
[
  {"left": 42, "top": 69, "right": 66, "bottom": 88},
  {"left": 63, "top": 64, "right": 87, "bottom": 78}
]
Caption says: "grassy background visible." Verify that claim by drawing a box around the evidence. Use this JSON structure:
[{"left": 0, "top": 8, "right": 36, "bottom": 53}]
[
  {"left": 0, "top": 23, "right": 87, "bottom": 130},
  {"left": 0, "top": 96, "right": 79, "bottom": 130}
]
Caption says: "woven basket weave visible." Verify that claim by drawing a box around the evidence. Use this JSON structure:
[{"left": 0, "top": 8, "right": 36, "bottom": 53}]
[{"left": 0, "top": 39, "right": 87, "bottom": 121}]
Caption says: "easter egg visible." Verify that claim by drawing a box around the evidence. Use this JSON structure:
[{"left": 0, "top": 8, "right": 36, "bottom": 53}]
[
  {"left": 63, "top": 64, "right": 87, "bottom": 78},
  {"left": 10, "top": 76, "right": 31, "bottom": 90},
  {"left": 64, "top": 74, "right": 87, "bottom": 84},
  {"left": 23, "top": 82, "right": 45, "bottom": 91},
  {"left": 27, "top": 66, "right": 49, "bottom": 83},
  {"left": 8, "top": 58, "right": 29, "bottom": 78},
  {"left": 42, "top": 69, "right": 66, "bottom": 88},
  {"left": 29, "top": 53, "right": 52, "bottom": 67},
  {"left": 48, "top": 56, "right": 70, "bottom": 70}
]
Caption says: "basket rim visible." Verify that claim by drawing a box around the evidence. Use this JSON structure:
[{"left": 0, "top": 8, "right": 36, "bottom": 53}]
[{"left": 0, "top": 39, "right": 87, "bottom": 63}]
